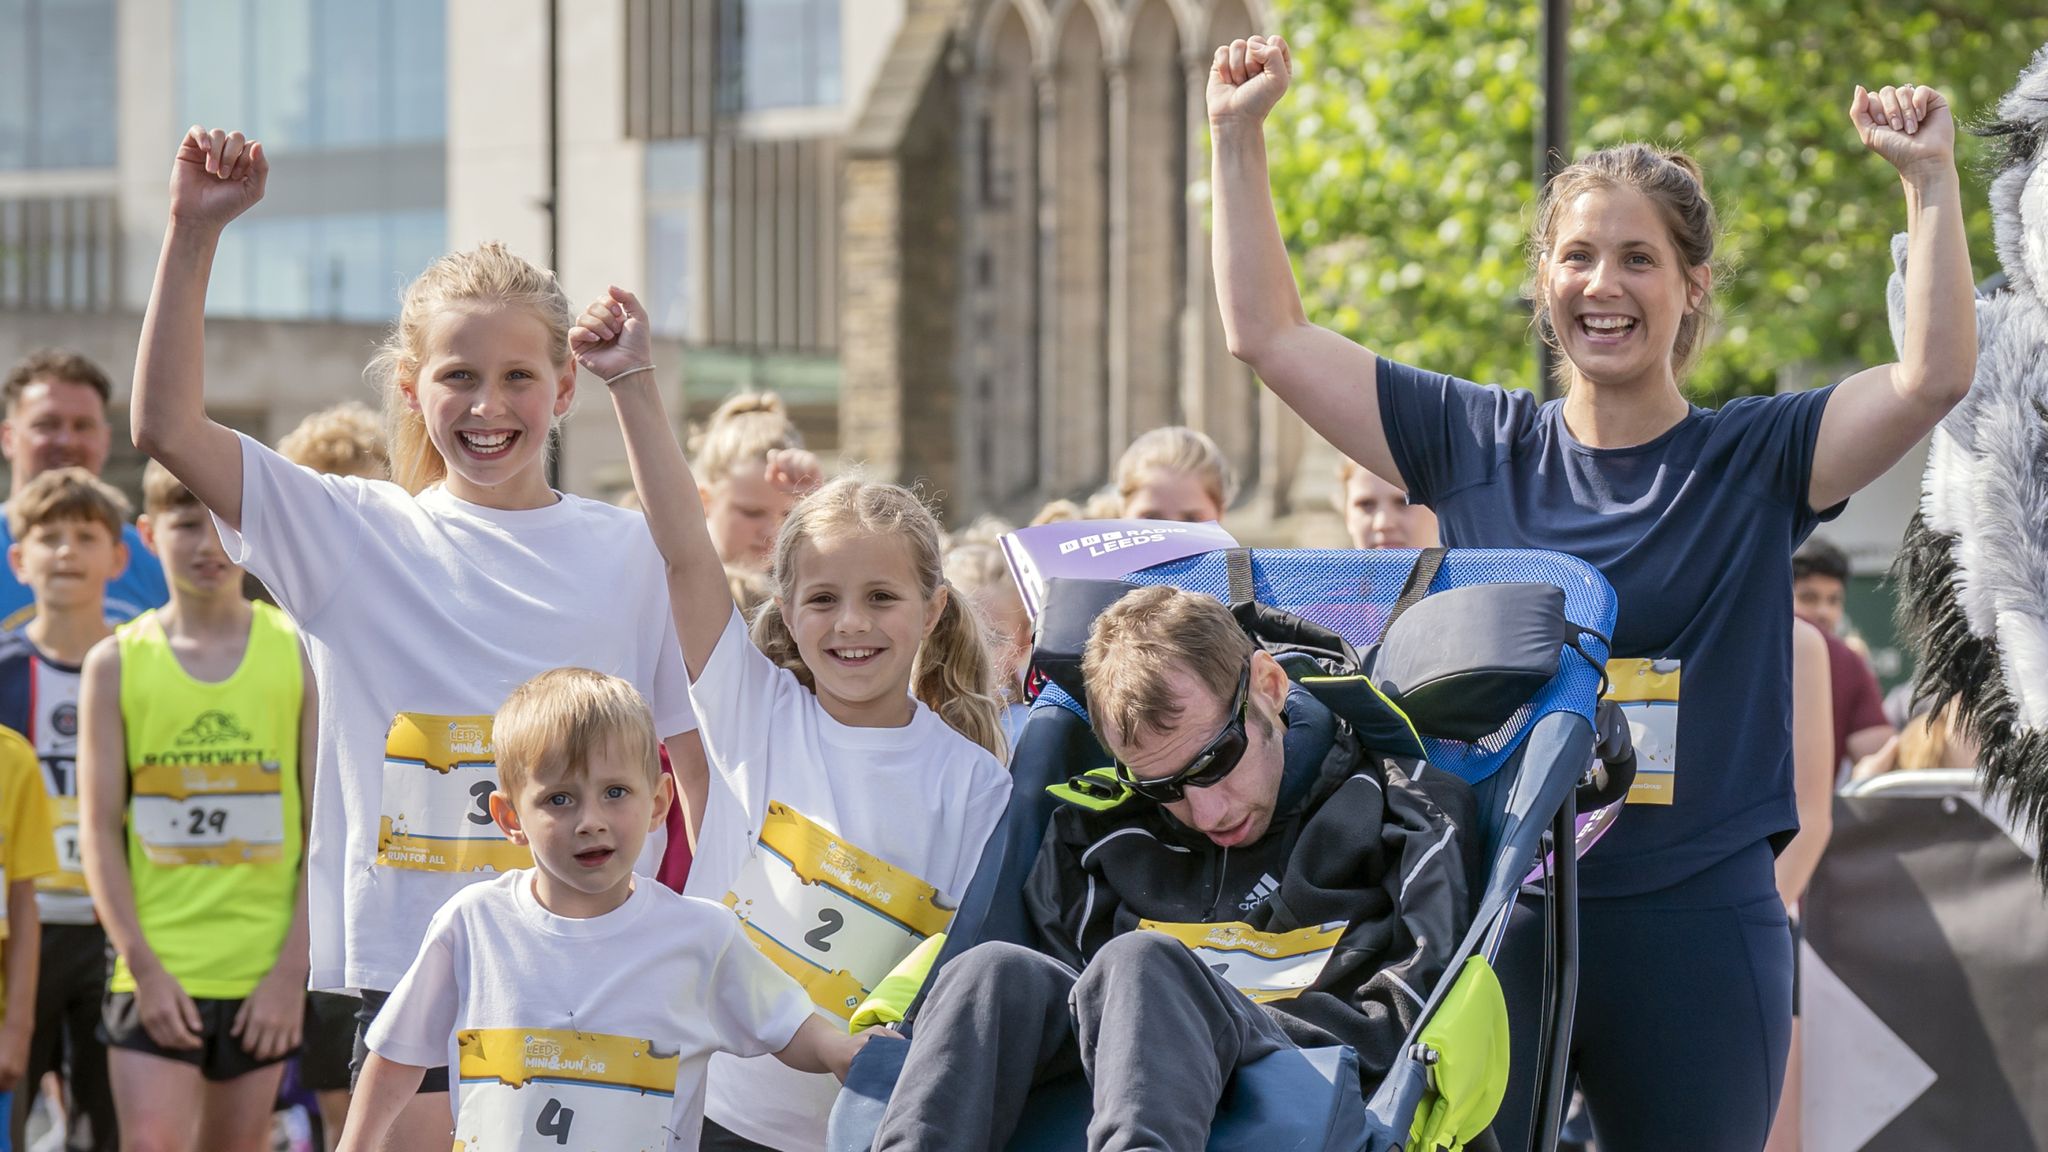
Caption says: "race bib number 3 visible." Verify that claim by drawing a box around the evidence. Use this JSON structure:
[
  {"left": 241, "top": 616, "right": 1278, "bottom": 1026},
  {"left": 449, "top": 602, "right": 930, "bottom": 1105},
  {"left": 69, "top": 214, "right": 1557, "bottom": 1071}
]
[
  {"left": 377, "top": 714, "right": 530, "bottom": 874},
  {"left": 1605, "top": 659, "right": 1680, "bottom": 806},
  {"left": 1140, "top": 920, "right": 1346, "bottom": 1004},
  {"left": 724, "top": 802, "right": 955, "bottom": 1021},
  {"left": 130, "top": 761, "right": 286, "bottom": 867},
  {"left": 455, "top": 1028, "right": 676, "bottom": 1152}
]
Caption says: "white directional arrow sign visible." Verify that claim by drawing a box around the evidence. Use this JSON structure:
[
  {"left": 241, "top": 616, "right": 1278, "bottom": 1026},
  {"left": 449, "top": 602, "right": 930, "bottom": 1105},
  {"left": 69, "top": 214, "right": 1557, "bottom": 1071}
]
[{"left": 1802, "top": 942, "right": 1937, "bottom": 1152}]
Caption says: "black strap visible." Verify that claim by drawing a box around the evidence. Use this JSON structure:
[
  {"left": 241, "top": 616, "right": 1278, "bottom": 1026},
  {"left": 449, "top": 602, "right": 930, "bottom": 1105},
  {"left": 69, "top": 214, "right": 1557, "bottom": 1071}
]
[
  {"left": 1386, "top": 547, "right": 1446, "bottom": 631},
  {"left": 1225, "top": 548, "right": 1255, "bottom": 606}
]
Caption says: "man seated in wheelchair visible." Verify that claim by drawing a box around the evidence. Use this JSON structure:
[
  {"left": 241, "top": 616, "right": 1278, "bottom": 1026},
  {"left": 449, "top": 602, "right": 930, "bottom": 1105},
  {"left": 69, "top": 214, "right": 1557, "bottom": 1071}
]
[{"left": 871, "top": 586, "right": 1482, "bottom": 1150}]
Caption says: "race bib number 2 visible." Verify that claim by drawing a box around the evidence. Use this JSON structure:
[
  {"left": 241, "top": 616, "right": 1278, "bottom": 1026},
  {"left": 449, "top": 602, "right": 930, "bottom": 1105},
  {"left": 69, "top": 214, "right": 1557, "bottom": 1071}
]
[
  {"left": 454, "top": 1028, "right": 676, "bottom": 1152},
  {"left": 1140, "top": 920, "right": 1345, "bottom": 1004},
  {"left": 377, "top": 714, "right": 530, "bottom": 874},
  {"left": 1605, "top": 659, "right": 1680, "bottom": 806},
  {"left": 129, "top": 761, "right": 287, "bottom": 866},
  {"left": 724, "top": 802, "right": 956, "bottom": 1021}
]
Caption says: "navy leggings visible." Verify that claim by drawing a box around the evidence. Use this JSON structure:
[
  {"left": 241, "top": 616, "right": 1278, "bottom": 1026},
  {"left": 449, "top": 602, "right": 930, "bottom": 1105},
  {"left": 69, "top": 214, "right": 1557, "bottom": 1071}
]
[{"left": 1492, "top": 840, "right": 1793, "bottom": 1152}]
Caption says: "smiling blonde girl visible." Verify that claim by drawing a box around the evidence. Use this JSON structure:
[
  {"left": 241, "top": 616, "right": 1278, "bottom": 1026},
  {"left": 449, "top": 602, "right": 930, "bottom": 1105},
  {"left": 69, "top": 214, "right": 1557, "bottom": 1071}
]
[
  {"left": 130, "top": 127, "right": 705, "bottom": 1152},
  {"left": 574, "top": 287, "right": 1010, "bottom": 1152}
]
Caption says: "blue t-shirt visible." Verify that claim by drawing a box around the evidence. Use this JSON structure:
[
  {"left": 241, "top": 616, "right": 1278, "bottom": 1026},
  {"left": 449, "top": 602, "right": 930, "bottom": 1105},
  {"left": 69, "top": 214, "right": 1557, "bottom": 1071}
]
[
  {"left": 1377, "top": 357, "right": 1839, "bottom": 896},
  {"left": 0, "top": 517, "right": 167, "bottom": 632}
]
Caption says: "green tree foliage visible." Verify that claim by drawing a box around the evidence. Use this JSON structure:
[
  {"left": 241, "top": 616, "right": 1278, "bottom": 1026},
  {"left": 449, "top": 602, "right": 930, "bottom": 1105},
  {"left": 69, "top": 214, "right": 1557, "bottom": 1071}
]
[{"left": 1265, "top": 0, "right": 2045, "bottom": 402}]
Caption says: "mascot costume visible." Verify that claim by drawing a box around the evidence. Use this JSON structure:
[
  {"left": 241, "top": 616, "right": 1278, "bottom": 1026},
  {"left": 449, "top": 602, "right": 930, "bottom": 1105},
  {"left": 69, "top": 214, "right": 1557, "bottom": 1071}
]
[{"left": 1888, "top": 42, "right": 2048, "bottom": 877}]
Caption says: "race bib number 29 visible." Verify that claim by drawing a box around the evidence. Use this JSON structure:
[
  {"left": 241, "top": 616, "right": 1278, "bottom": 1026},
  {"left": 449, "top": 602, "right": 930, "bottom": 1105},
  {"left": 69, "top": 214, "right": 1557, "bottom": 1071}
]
[
  {"left": 377, "top": 713, "right": 530, "bottom": 874},
  {"left": 130, "top": 760, "right": 287, "bottom": 866},
  {"left": 454, "top": 1028, "right": 676, "bottom": 1152},
  {"left": 724, "top": 802, "right": 956, "bottom": 1021}
]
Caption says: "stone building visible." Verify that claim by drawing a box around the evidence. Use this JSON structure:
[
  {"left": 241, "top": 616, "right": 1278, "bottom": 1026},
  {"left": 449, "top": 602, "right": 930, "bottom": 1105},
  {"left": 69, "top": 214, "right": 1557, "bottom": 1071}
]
[
  {"left": 836, "top": 0, "right": 1311, "bottom": 523},
  {"left": 1, "top": 0, "right": 1310, "bottom": 522}
]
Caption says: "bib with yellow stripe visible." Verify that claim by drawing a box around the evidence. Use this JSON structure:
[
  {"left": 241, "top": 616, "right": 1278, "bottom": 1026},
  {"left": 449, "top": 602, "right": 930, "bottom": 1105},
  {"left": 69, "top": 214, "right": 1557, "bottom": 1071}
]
[
  {"left": 723, "top": 802, "right": 955, "bottom": 1021},
  {"left": 1140, "top": 920, "right": 1345, "bottom": 1004},
  {"left": 1604, "top": 658, "right": 1681, "bottom": 805},
  {"left": 454, "top": 1028, "right": 676, "bottom": 1151},
  {"left": 114, "top": 603, "right": 304, "bottom": 998},
  {"left": 377, "top": 713, "right": 530, "bottom": 874}
]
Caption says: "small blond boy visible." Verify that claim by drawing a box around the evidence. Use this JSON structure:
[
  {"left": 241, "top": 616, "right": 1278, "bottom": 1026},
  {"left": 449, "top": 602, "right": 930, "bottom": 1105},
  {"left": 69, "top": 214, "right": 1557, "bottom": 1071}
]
[{"left": 343, "top": 669, "right": 884, "bottom": 1152}]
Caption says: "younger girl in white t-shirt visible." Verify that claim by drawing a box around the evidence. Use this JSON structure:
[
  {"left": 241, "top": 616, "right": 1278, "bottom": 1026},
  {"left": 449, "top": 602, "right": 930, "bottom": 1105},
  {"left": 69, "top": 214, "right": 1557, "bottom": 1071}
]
[
  {"left": 132, "top": 128, "right": 705, "bottom": 1151},
  {"left": 571, "top": 287, "right": 1014, "bottom": 1151}
]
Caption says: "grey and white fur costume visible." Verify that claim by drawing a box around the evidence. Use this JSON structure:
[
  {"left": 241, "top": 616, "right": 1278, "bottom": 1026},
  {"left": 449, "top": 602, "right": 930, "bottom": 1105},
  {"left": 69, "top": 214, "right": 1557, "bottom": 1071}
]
[{"left": 1886, "top": 42, "right": 2048, "bottom": 877}]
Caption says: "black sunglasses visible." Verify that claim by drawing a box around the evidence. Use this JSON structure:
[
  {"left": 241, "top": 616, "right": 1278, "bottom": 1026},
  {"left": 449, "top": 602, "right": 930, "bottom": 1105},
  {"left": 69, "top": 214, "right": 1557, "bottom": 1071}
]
[{"left": 1113, "top": 661, "right": 1252, "bottom": 804}]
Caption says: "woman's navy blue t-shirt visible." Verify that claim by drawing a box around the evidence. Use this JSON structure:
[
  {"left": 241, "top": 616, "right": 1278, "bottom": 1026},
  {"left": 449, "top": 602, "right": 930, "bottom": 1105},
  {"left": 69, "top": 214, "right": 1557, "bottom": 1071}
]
[{"left": 1377, "top": 356, "right": 1841, "bottom": 897}]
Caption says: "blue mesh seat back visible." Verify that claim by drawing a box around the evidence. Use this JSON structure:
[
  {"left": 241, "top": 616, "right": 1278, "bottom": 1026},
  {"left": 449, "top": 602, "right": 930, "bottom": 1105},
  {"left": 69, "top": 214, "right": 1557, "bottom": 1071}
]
[{"left": 1091, "top": 547, "right": 1616, "bottom": 785}]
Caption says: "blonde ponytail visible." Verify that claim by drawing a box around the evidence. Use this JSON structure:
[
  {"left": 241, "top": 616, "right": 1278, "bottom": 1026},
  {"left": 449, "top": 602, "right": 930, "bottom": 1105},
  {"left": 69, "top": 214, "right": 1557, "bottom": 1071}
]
[{"left": 912, "top": 584, "right": 1006, "bottom": 759}]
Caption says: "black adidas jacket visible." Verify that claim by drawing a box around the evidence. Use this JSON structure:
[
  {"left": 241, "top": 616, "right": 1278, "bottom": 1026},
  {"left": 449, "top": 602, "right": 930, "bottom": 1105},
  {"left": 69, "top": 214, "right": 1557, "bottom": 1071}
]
[{"left": 1023, "top": 685, "right": 1482, "bottom": 1086}]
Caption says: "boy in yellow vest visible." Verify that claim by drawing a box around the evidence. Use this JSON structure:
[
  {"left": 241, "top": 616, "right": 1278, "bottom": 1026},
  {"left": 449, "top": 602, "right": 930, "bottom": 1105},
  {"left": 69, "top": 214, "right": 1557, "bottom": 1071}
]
[
  {"left": 0, "top": 726, "right": 58, "bottom": 1138},
  {"left": 78, "top": 461, "right": 313, "bottom": 1152}
]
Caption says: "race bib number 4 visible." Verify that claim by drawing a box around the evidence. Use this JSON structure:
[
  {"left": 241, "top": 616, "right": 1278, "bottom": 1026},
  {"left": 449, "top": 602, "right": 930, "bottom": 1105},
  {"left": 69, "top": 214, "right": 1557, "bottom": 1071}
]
[
  {"left": 1605, "top": 659, "right": 1680, "bottom": 806},
  {"left": 455, "top": 1028, "right": 676, "bottom": 1152},
  {"left": 1140, "top": 920, "right": 1346, "bottom": 1004},
  {"left": 130, "top": 761, "right": 286, "bottom": 867},
  {"left": 724, "top": 802, "right": 956, "bottom": 1021},
  {"left": 377, "top": 714, "right": 530, "bottom": 874}
]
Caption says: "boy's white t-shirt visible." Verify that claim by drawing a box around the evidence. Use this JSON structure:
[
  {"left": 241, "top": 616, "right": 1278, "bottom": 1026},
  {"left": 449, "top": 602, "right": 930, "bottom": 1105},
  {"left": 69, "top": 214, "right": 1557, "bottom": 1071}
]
[
  {"left": 215, "top": 434, "right": 697, "bottom": 993},
  {"left": 685, "top": 609, "right": 1011, "bottom": 1151},
  {"left": 368, "top": 870, "right": 811, "bottom": 1151}
]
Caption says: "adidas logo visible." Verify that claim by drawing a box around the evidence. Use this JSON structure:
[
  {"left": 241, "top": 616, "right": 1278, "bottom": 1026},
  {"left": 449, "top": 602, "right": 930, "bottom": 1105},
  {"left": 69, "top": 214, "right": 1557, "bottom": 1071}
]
[
  {"left": 1238, "top": 872, "right": 1280, "bottom": 913},
  {"left": 176, "top": 711, "right": 254, "bottom": 746}
]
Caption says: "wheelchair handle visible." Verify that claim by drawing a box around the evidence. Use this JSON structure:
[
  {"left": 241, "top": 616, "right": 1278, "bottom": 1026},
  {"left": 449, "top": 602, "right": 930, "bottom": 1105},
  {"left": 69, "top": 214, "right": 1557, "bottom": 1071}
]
[{"left": 1576, "top": 699, "right": 1636, "bottom": 811}]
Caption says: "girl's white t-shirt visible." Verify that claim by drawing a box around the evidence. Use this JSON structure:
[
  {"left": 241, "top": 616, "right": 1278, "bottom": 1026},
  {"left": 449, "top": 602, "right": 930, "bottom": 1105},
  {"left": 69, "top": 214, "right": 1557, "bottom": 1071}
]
[
  {"left": 215, "top": 434, "right": 697, "bottom": 993},
  {"left": 685, "top": 608, "right": 1011, "bottom": 1151},
  {"left": 368, "top": 871, "right": 811, "bottom": 1151}
]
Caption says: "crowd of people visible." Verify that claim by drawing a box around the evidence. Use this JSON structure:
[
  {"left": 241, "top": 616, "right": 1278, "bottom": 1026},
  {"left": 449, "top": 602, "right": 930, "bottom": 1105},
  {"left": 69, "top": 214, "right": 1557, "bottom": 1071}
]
[{"left": 0, "top": 25, "right": 1980, "bottom": 1152}]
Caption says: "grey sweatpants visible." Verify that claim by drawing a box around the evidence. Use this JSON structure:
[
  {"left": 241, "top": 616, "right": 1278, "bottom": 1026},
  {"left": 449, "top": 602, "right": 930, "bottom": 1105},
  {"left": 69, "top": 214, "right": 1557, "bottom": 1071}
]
[{"left": 871, "top": 932, "right": 1295, "bottom": 1152}]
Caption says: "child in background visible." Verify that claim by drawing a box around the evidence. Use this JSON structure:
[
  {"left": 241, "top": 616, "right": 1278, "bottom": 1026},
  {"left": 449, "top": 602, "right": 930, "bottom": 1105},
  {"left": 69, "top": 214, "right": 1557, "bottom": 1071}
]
[
  {"left": 0, "top": 728, "right": 56, "bottom": 1145},
  {"left": 1082, "top": 490, "right": 1124, "bottom": 520},
  {"left": 343, "top": 669, "right": 877, "bottom": 1152},
  {"left": 276, "top": 403, "right": 390, "bottom": 482},
  {"left": 77, "top": 461, "right": 313, "bottom": 1152},
  {"left": 0, "top": 468, "right": 130, "bottom": 1152},
  {"left": 1336, "top": 458, "right": 1438, "bottom": 550},
  {"left": 691, "top": 393, "right": 810, "bottom": 572},
  {"left": 941, "top": 540, "right": 1030, "bottom": 754},
  {"left": 576, "top": 286, "right": 1011, "bottom": 1151},
  {"left": 1114, "top": 426, "right": 1234, "bottom": 524},
  {"left": 132, "top": 127, "right": 703, "bottom": 1151},
  {"left": 1028, "top": 499, "right": 1083, "bottom": 526}
]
